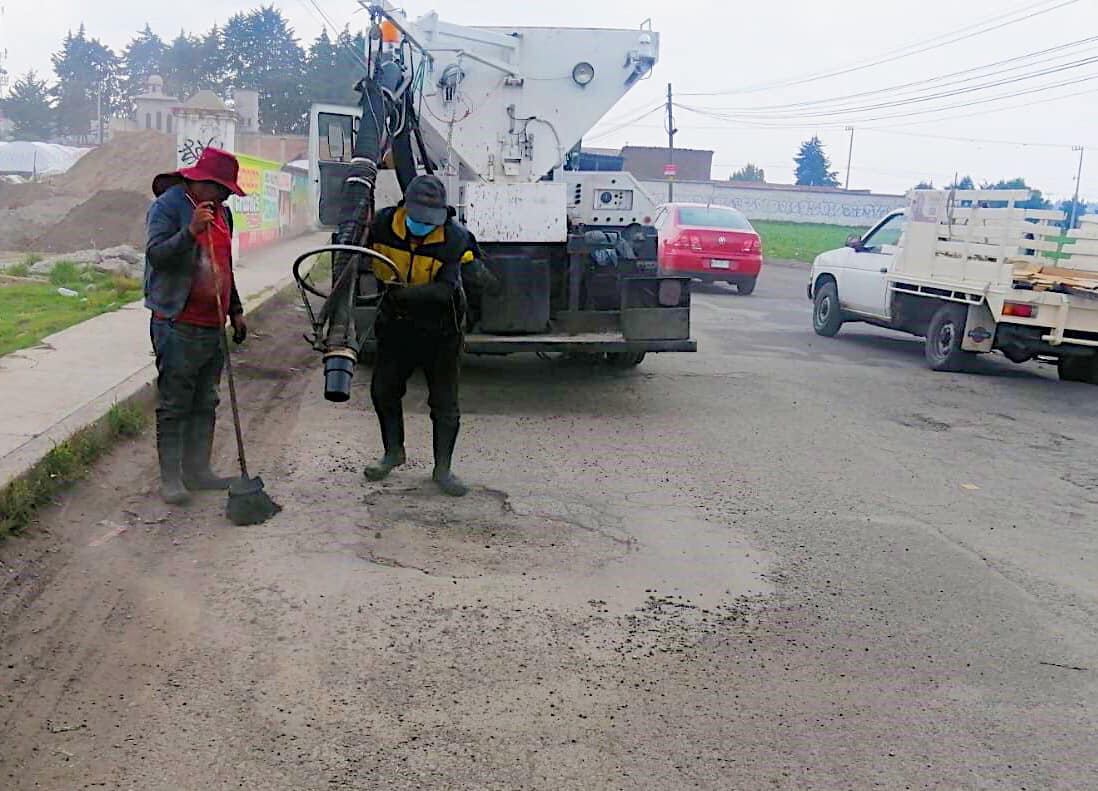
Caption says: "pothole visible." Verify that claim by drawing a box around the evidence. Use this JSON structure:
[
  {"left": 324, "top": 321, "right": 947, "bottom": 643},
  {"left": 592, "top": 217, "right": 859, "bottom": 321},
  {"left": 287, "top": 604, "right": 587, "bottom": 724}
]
[{"left": 357, "top": 484, "right": 771, "bottom": 620}]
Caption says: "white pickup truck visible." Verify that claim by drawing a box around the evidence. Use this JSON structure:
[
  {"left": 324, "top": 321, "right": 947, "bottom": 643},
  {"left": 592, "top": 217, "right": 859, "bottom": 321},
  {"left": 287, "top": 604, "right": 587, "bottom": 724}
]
[{"left": 808, "top": 188, "right": 1098, "bottom": 383}]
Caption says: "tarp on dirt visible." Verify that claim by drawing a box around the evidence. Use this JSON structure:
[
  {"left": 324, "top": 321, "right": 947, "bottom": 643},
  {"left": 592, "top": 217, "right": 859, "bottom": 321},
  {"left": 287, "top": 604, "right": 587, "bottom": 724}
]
[{"left": 0, "top": 142, "right": 90, "bottom": 177}]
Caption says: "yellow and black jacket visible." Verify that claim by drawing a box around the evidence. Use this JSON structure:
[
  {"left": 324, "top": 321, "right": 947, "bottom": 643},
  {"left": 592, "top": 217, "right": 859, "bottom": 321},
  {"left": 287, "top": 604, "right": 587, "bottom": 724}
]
[{"left": 368, "top": 206, "right": 475, "bottom": 335}]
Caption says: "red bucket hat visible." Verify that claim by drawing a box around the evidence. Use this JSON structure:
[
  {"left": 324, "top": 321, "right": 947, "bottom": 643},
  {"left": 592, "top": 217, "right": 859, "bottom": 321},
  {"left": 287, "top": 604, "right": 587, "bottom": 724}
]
[{"left": 152, "top": 147, "right": 247, "bottom": 198}]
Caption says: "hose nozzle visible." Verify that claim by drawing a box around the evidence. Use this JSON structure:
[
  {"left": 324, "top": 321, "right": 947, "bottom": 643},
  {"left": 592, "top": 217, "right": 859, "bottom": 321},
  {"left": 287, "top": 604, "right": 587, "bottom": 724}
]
[{"left": 323, "top": 348, "right": 358, "bottom": 403}]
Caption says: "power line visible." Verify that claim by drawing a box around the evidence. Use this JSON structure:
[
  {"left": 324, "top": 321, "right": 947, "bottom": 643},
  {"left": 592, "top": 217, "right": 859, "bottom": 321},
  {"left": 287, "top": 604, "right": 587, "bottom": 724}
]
[
  {"left": 293, "top": 0, "right": 370, "bottom": 71},
  {"left": 680, "top": 0, "right": 1082, "bottom": 97},
  {"left": 687, "top": 34, "right": 1098, "bottom": 114},
  {"left": 678, "top": 57, "right": 1098, "bottom": 120},
  {"left": 585, "top": 104, "right": 665, "bottom": 141},
  {"left": 674, "top": 71, "right": 1098, "bottom": 126}
]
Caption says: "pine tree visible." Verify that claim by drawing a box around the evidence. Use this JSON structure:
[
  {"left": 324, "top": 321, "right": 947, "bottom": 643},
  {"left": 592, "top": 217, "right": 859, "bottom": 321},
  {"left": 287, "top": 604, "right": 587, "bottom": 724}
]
[
  {"left": 161, "top": 31, "right": 198, "bottom": 99},
  {"left": 730, "top": 163, "right": 765, "bottom": 183},
  {"left": 51, "top": 25, "right": 120, "bottom": 140},
  {"left": 121, "top": 24, "right": 166, "bottom": 111},
  {"left": 2, "top": 70, "right": 54, "bottom": 140},
  {"left": 222, "top": 7, "right": 308, "bottom": 133},
  {"left": 793, "top": 136, "right": 839, "bottom": 187}
]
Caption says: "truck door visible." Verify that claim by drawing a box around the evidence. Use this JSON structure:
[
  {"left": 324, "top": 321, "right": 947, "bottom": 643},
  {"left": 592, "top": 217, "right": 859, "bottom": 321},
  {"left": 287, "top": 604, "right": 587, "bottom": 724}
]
[
  {"left": 308, "top": 103, "right": 361, "bottom": 227},
  {"left": 841, "top": 212, "right": 903, "bottom": 317}
]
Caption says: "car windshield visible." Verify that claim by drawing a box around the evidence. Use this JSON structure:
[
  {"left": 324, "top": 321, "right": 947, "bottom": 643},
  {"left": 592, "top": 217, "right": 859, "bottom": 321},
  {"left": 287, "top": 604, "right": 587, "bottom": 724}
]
[{"left": 677, "top": 207, "right": 753, "bottom": 230}]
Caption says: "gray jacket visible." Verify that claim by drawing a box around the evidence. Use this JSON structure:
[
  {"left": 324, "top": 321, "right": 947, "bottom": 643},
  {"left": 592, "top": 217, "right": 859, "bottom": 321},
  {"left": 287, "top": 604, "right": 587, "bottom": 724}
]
[{"left": 144, "top": 184, "right": 243, "bottom": 319}]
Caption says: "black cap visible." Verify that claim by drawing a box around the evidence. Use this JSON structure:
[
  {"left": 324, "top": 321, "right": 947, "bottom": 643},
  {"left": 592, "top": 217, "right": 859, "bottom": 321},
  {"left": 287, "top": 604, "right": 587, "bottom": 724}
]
[{"left": 404, "top": 175, "right": 448, "bottom": 226}]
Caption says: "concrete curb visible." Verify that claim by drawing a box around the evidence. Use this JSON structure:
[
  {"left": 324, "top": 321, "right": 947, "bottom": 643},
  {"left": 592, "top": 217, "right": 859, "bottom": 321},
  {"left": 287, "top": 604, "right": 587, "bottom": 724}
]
[
  {"left": 764, "top": 258, "right": 812, "bottom": 270},
  {"left": 0, "top": 243, "right": 319, "bottom": 496}
]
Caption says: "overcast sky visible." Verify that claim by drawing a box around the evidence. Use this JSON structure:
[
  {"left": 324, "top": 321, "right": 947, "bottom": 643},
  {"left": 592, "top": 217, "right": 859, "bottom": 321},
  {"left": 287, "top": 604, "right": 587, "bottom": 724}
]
[{"left": 3, "top": 0, "right": 1096, "bottom": 200}]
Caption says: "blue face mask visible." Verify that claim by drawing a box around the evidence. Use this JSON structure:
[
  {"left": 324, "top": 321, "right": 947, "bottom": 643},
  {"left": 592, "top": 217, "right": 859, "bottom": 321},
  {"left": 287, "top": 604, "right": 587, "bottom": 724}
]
[{"left": 405, "top": 216, "right": 437, "bottom": 237}]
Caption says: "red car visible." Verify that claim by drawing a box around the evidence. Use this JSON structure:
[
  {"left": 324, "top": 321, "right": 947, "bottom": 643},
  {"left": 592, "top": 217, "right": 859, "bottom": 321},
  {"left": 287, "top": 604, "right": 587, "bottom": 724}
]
[{"left": 654, "top": 203, "right": 763, "bottom": 294}]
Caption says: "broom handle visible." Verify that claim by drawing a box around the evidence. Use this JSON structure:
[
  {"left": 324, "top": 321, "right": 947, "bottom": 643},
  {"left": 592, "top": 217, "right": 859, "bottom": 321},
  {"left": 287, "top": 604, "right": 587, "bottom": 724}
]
[{"left": 206, "top": 230, "right": 249, "bottom": 479}]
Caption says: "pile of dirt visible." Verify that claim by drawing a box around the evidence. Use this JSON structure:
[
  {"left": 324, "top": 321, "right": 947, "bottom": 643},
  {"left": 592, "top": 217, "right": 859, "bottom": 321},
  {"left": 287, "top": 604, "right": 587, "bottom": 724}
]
[
  {"left": 0, "top": 181, "right": 56, "bottom": 210},
  {"left": 0, "top": 195, "right": 84, "bottom": 250},
  {"left": 32, "top": 190, "right": 151, "bottom": 253},
  {"left": 52, "top": 130, "right": 176, "bottom": 197}
]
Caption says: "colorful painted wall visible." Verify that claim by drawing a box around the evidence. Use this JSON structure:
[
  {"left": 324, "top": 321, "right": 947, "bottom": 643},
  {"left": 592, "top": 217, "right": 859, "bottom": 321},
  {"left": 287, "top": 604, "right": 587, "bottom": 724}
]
[{"left": 228, "top": 154, "right": 310, "bottom": 252}]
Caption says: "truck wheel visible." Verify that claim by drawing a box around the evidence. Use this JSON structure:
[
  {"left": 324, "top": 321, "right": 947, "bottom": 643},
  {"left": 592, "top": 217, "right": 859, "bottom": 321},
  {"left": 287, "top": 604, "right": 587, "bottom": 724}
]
[
  {"left": 736, "top": 277, "right": 757, "bottom": 296},
  {"left": 925, "top": 303, "right": 973, "bottom": 372},
  {"left": 812, "top": 281, "right": 843, "bottom": 337},
  {"left": 1057, "top": 355, "right": 1098, "bottom": 384},
  {"left": 606, "top": 351, "right": 646, "bottom": 368}
]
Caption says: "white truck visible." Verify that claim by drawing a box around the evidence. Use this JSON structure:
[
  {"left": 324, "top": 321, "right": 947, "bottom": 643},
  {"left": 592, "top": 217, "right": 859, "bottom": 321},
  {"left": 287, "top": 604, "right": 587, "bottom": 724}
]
[
  {"left": 298, "top": 1, "right": 693, "bottom": 383},
  {"left": 808, "top": 188, "right": 1098, "bottom": 383}
]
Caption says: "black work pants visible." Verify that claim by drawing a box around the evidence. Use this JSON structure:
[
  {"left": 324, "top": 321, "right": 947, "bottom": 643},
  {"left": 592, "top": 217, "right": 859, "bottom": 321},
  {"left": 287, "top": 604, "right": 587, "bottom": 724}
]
[
  {"left": 150, "top": 318, "right": 224, "bottom": 428},
  {"left": 370, "top": 329, "right": 461, "bottom": 450}
]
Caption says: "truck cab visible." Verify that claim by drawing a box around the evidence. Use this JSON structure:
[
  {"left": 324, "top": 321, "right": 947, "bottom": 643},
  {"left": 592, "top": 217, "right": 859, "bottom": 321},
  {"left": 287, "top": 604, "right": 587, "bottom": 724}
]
[{"left": 809, "top": 210, "right": 904, "bottom": 319}]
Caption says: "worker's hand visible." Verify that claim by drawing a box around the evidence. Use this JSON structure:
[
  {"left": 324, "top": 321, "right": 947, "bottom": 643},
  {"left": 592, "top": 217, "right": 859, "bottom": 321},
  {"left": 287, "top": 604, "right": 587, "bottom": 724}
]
[
  {"left": 230, "top": 314, "right": 247, "bottom": 344},
  {"left": 188, "top": 201, "right": 217, "bottom": 237}
]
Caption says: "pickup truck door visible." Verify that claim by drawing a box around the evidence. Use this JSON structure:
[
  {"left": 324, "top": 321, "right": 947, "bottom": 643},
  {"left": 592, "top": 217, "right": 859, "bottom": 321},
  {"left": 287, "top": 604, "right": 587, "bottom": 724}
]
[{"left": 841, "top": 212, "right": 904, "bottom": 317}]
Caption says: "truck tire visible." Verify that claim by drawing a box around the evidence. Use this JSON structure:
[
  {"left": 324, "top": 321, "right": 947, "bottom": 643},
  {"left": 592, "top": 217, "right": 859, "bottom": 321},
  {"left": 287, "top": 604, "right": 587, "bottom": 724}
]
[
  {"left": 925, "top": 303, "right": 973, "bottom": 372},
  {"left": 606, "top": 351, "right": 646, "bottom": 368},
  {"left": 812, "top": 281, "right": 843, "bottom": 337},
  {"left": 736, "top": 277, "right": 757, "bottom": 295},
  {"left": 1057, "top": 354, "right": 1098, "bottom": 384}
]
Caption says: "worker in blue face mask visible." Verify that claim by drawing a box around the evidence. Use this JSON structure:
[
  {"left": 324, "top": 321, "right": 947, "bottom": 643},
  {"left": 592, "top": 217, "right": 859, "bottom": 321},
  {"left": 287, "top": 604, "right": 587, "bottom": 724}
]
[{"left": 362, "top": 175, "right": 499, "bottom": 496}]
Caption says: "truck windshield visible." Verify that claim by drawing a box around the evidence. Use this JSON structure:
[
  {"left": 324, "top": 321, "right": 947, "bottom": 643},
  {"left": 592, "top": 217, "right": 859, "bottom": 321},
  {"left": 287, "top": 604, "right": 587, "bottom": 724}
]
[{"left": 678, "top": 207, "right": 753, "bottom": 230}]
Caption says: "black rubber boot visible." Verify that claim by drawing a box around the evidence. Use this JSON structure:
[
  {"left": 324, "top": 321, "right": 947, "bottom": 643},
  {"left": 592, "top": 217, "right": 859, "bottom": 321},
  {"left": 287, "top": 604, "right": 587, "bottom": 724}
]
[
  {"left": 182, "top": 414, "right": 234, "bottom": 491},
  {"left": 156, "top": 417, "right": 191, "bottom": 506},
  {"left": 431, "top": 418, "right": 468, "bottom": 497},
  {"left": 364, "top": 408, "right": 406, "bottom": 482}
]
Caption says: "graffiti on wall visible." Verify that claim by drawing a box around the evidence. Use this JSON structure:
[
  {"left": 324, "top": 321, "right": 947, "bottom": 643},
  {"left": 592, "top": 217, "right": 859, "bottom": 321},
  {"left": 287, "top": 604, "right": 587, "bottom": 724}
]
[
  {"left": 178, "top": 135, "right": 223, "bottom": 165},
  {"left": 641, "top": 181, "right": 906, "bottom": 227}
]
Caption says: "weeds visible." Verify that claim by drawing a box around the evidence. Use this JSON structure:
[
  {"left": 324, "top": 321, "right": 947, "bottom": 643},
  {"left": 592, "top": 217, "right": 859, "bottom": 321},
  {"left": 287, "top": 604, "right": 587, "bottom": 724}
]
[
  {"left": 5, "top": 262, "right": 30, "bottom": 277},
  {"left": 107, "top": 402, "right": 147, "bottom": 438},
  {"left": 0, "top": 402, "right": 148, "bottom": 539}
]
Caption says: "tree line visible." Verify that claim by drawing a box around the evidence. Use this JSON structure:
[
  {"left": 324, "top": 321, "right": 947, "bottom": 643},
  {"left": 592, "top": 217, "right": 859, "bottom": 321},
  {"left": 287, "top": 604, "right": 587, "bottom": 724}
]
[{"left": 1, "top": 5, "right": 364, "bottom": 140}]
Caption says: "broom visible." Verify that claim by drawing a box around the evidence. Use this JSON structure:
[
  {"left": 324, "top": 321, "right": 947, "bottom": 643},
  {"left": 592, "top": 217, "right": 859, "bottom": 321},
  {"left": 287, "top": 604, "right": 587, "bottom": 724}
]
[{"left": 208, "top": 233, "right": 282, "bottom": 526}]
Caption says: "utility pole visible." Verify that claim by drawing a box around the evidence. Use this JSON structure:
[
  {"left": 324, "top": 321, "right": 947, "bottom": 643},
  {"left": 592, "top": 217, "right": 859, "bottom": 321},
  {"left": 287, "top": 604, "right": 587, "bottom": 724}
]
[
  {"left": 1070, "top": 145, "right": 1085, "bottom": 230},
  {"left": 666, "top": 82, "right": 676, "bottom": 202},
  {"left": 96, "top": 82, "right": 103, "bottom": 145},
  {"left": 844, "top": 126, "right": 855, "bottom": 190}
]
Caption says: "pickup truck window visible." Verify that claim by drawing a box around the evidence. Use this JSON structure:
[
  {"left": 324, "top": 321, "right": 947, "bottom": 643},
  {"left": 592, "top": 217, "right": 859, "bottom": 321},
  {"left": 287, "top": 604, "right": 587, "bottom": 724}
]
[{"left": 861, "top": 213, "right": 903, "bottom": 251}]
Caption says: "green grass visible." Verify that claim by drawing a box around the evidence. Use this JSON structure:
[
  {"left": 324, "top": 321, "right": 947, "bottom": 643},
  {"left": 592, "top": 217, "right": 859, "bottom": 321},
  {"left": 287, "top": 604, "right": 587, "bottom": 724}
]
[
  {"left": 753, "top": 220, "right": 866, "bottom": 264},
  {"left": 0, "top": 264, "right": 143, "bottom": 358},
  {"left": 0, "top": 403, "right": 148, "bottom": 539}
]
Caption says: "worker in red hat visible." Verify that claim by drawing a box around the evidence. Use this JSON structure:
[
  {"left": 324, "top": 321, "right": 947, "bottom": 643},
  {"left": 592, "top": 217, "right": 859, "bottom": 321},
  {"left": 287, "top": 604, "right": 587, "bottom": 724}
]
[{"left": 145, "top": 147, "right": 248, "bottom": 506}]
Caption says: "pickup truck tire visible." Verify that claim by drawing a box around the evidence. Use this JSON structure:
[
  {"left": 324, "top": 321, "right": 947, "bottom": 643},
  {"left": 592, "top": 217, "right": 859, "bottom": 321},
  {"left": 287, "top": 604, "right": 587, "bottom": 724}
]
[
  {"left": 812, "top": 281, "right": 843, "bottom": 337},
  {"left": 1057, "top": 354, "right": 1098, "bottom": 384},
  {"left": 736, "top": 277, "right": 757, "bottom": 295},
  {"left": 606, "top": 351, "right": 646, "bottom": 368},
  {"left": 925, "top": 303, "right": 973, "bottom": 372}
]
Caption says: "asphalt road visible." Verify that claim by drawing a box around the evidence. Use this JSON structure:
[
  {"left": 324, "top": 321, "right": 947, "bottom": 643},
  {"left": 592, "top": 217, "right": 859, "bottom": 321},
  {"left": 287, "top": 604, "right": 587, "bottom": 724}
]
[{"left": 2, "top": 263, "right": 1098, "bottom": 790}]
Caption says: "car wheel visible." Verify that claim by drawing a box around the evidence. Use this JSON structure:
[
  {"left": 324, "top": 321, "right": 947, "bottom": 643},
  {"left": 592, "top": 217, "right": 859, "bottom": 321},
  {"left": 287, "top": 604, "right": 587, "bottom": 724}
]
[
  {"left": 925, "top": 303, "right": 974, "bottom": 372},
  {"left": 736, "top": 277, "right": 757, "bottom": 296},
  {"left": 812, "top": 281, "right": 843, "bottom": 337},
  {"left": 1057, "top": 354, "right": 1098, "bottom": 383},
  {"left": 606, "top": 351, "right": 646, "bottom": 368}
]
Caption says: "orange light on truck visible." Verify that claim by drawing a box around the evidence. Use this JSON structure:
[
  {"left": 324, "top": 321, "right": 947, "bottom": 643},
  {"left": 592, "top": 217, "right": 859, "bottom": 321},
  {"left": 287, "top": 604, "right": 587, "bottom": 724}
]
[
  {"left": 1003, "top": 302, "right": 1037, "bottom": 318},
  {"left": 380, "top": 19, "right": 401, "bottom": 43}
]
